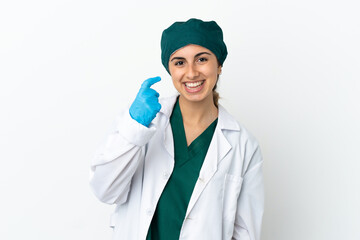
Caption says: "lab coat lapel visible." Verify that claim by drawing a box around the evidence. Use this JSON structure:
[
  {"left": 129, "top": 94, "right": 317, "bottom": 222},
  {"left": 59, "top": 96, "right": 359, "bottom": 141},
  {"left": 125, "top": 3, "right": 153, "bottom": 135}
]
[
  {"left": 163, "top": 122, "right": 174, "bottom": 158},
  {"left": 156, "top": 95, "right": 178, "bottom": 158},
  {"left": 184, "top": 119, "right": 232, "bottom": 218}
]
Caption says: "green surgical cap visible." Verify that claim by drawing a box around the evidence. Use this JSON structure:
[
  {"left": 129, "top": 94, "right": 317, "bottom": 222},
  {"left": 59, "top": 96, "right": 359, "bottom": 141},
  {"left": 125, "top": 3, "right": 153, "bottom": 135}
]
[{"left": 161, "top": 18, "right": 228, "bottom": 74}]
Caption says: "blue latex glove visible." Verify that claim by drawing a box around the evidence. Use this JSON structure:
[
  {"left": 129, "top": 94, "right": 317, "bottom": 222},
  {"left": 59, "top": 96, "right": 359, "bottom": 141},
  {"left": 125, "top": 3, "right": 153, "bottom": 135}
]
[{"left": 129, "top": 76, "right": 162, "bottom": 127}]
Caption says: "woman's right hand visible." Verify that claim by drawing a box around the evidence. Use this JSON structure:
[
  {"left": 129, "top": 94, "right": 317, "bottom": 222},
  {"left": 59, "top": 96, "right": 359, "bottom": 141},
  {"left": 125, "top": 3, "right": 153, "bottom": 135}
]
[{"left": 129, "top": 76, "right": 162, "bottom": 127}]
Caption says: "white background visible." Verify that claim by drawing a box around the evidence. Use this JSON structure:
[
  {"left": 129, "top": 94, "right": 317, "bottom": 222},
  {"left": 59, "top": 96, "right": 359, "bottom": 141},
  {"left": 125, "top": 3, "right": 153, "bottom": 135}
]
[{"left": 1, "top": 0, "right": 359, "bottom": 239}]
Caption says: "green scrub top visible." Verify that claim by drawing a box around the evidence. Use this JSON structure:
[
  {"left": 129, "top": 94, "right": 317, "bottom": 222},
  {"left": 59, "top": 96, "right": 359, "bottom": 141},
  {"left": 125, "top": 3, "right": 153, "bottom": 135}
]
[{"left": 146, "top": 98, "right": 218, "bottom": 240}]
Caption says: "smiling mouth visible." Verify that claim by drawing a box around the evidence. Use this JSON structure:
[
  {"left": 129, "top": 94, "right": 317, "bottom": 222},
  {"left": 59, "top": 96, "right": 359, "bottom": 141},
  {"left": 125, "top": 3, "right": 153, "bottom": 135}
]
[{"left": 184, "top": 80, "right": 205, "bottom": 88}]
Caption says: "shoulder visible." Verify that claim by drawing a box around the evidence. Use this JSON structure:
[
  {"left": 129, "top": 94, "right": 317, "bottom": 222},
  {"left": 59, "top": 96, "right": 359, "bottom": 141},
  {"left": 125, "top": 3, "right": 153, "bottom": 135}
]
[
  {"left": 218, "top": 106, "right": 263, "bottom": 175},
  {"left": 218, "top": 105, "right": 258, "bottom": 141},
  {"left": 218, "top": 104, "right": 261, "bottom": 157}
]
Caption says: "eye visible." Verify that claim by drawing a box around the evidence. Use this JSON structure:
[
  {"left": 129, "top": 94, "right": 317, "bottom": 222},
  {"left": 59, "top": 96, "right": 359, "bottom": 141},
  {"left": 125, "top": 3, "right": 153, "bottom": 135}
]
[
  {"left": 174, "top": 60, "right": 184, "bottom": 66},
  {"left": 197, "top": 57, "right": 208, "bottom": 63}
]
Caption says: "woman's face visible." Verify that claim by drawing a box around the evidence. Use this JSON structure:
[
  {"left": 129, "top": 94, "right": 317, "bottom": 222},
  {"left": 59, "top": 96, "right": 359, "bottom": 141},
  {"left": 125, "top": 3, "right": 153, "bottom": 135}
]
[{"left": 168, "top": 44, "right": 221, "bottom": 105}]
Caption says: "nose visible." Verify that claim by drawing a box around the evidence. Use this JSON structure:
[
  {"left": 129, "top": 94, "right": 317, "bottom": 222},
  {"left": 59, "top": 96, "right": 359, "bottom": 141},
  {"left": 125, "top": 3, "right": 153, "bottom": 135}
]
[{"left": 186, "top": 63, "right": 200, "bottom": 80}]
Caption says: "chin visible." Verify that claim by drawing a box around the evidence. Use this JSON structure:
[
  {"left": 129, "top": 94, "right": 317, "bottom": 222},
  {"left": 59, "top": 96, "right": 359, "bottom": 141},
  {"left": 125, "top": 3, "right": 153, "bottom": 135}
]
[{"left": 181, "top": 92, "right": 212, "bottom": 103}]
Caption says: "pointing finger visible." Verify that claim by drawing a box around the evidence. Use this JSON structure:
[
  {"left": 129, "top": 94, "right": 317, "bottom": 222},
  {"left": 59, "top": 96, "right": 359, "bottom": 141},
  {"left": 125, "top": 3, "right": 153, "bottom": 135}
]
[{"left": 141, "top": 76, "right": 161, "bottom": 89}]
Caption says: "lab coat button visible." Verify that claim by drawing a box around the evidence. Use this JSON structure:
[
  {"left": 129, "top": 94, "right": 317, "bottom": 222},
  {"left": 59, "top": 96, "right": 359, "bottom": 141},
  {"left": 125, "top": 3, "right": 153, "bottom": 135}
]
[
  {"left": 163, "top": 172, "right": 170, "bottom": 180},
  {"left": 199, "top": 177, "right": 205, "bottom": 183},
  {"left": 146, "top": 209, "right": 153, "bottom": 216}
]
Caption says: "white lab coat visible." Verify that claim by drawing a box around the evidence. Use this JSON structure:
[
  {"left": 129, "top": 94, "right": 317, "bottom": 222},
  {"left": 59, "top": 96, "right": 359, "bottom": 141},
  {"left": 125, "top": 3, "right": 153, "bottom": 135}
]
[{"left": 89, "top": 95, "right": 264, "bottom": 240}]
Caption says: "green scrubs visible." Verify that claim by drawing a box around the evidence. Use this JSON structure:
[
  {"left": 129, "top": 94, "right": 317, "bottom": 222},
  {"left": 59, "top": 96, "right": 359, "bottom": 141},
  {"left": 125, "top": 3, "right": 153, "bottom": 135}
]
[{"left": 146, "top": 98, "right": 218, "bottom": 240}]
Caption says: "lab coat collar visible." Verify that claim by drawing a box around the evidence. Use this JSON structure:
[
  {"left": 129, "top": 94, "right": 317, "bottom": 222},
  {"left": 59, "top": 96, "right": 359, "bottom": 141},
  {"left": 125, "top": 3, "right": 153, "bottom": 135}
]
[{"left": 158, "top": 95, "right": 177, "bottom": 119}]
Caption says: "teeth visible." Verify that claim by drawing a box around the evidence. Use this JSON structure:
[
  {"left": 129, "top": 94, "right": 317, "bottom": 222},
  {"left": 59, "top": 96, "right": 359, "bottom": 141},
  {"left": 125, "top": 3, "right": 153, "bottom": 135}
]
[{"left": 185, "top": 81, "right": 204, "bottom": 88}]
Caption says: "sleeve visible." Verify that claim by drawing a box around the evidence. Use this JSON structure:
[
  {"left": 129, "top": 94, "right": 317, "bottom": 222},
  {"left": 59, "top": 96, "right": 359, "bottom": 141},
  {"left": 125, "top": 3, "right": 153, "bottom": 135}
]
[
  {"left": 233, "top": 142, "right": 264, "bottom": 240},
  {"left": 89, "top": 108, "right": 157, "bottom": 205}
]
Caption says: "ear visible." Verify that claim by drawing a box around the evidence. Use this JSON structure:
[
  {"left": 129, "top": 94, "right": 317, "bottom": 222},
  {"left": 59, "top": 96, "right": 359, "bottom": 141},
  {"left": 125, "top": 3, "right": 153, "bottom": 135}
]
[{"left": 217, "top": 65, "right": 222, "bottom": 75}]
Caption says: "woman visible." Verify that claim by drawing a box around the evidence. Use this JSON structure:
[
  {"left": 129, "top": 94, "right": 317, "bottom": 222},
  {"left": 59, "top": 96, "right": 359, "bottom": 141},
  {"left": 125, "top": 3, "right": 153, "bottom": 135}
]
[{"left": 90, "top": 18, "right": 264, "bottom": 240}]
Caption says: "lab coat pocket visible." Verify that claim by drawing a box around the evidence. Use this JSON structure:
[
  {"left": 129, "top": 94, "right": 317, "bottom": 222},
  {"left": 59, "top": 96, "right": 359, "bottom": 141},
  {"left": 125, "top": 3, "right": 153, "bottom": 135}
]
[{"left": 223, "top": 174, "right": 243, "bottom": 223}]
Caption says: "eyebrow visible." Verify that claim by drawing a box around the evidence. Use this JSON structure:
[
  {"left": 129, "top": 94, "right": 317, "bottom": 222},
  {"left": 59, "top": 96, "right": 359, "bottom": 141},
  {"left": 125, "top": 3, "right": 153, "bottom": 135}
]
[{"left": 170, "top": 52, "right": 212, "bottom": 62}]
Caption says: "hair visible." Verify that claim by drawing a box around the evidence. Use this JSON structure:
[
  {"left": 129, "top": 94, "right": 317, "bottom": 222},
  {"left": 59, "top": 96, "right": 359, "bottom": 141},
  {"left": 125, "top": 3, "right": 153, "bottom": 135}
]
[
  {"left": 213, "top": 61, "right": 221, "bottom": 108},
  {"left": 213, "top": 86, "right": 219, "bottom": 108}
]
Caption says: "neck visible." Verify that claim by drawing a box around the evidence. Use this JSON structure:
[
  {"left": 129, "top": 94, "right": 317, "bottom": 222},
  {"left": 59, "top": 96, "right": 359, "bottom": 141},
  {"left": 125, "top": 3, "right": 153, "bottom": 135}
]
[{"left": 178, "top": 94, "right": 218, "bottom": 126}]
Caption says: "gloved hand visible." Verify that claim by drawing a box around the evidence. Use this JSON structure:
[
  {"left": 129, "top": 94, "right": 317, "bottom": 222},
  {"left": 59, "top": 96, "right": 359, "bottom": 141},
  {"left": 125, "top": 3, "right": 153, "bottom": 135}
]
[{"left": 129, "top": 76, "right": 162, "bottom": 127}]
